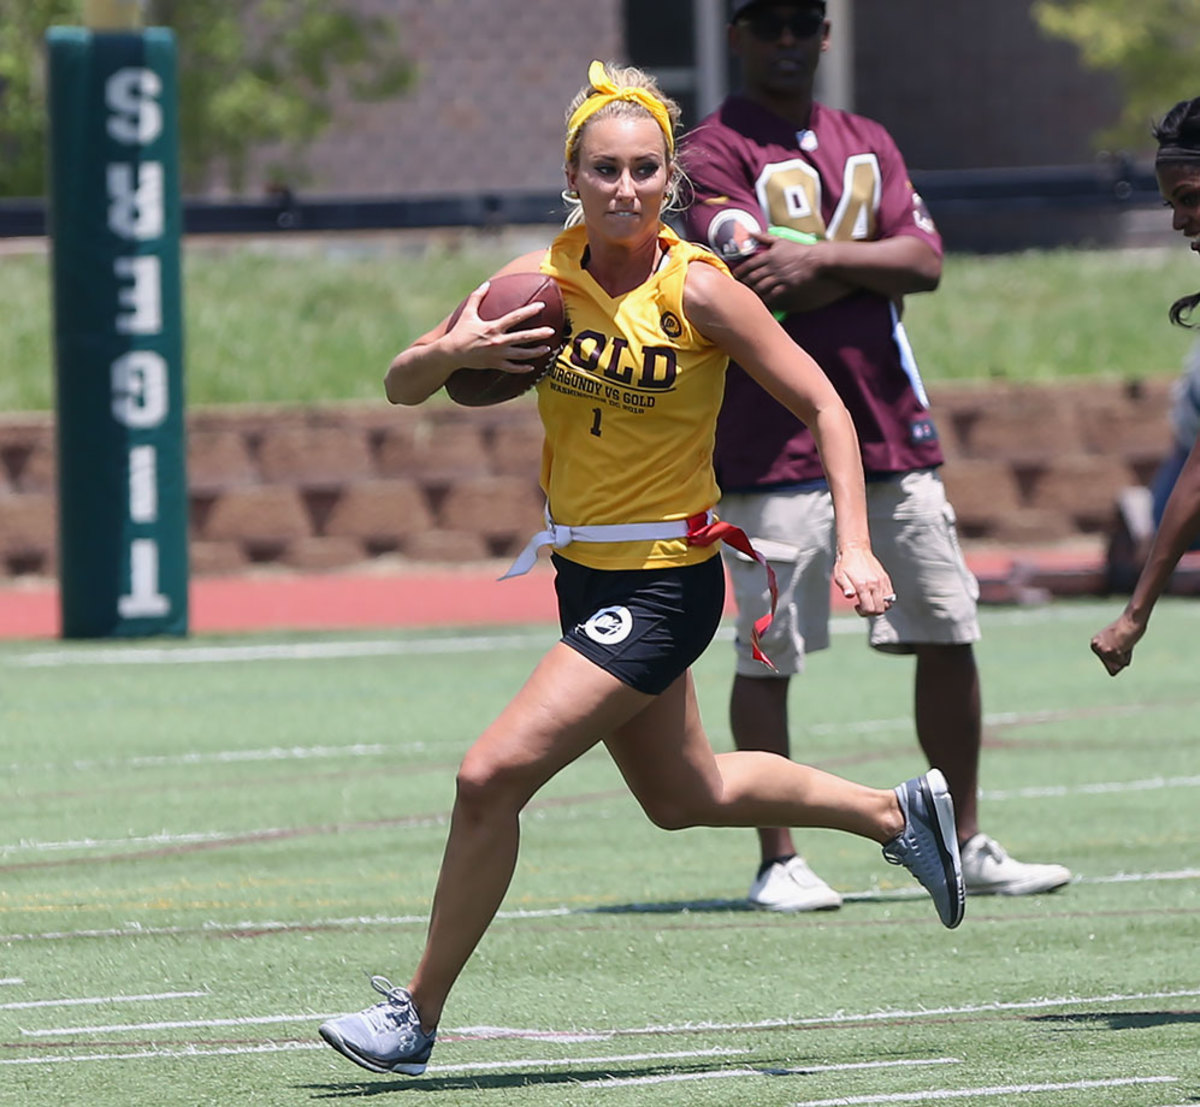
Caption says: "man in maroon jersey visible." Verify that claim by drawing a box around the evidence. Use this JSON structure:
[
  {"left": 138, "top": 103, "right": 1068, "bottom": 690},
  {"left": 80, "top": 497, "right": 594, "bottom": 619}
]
[{"left": 680, "top": 0, "right": 1071, "bottom": 911}]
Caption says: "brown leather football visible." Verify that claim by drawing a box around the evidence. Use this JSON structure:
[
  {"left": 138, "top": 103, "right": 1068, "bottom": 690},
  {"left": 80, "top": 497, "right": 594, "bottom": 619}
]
[{"left": 443, "top": 273, "right": 567, "bottom": 407}]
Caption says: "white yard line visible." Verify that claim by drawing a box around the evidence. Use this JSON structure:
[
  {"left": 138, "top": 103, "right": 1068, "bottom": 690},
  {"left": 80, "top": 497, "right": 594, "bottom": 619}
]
[
  {"left": 5, "top": 632, "right": 552, "bottom": 668},
  {"left": 1, "top": 990, "right": 205, "bottom": 1011},
  {"left": 2, "top": 858, "right": 1196, "bottom": 946},
  {"left": 2, "top": 1044, "right": 741, "bottom": 1069},
  {"left": 21, "top": 987, "right": 1200, "bottom": 1040},
  {"left": 6, "top": 772, "right": 1198, "bottom": 855},
  {"left": 0, "top": 602, "right": 1132, "bottom": 671},
  {"left": 579, "top": 1057, "right": 959, "bottom": 1089},
  {"left": 4, "top": 741, "right": 417, "bottom": 775},
  {"left": 788, "top": 1076, "right": 1177, "bottom": 1105}
]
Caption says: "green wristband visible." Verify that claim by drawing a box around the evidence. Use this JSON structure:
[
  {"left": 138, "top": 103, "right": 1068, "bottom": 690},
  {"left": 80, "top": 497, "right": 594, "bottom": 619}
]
[{"left": 765, "top": 227, "right": 819, "bottom": 319}]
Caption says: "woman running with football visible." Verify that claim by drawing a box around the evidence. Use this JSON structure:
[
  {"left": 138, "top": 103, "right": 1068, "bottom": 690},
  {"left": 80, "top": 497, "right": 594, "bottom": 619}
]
[
  {"left": 318, "top": 60, "right": 965, "bottom": 1078},
  {"left": 1092, "top": 96, "right": 1200, "bottom": 676}
]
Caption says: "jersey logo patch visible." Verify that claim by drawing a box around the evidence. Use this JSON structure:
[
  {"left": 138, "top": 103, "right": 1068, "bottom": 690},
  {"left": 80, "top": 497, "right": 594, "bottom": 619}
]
[
  {"left": 707, "top": 208, "right": 762, "bottom": 261},
  {"left": 660, "top": 311, "right": 683, "bottom": 339},
  {"left": 910, "top": 417, "right": 938, "bottom": 445},
  {"left": 582, "top": 605, "right": 634, "bottom": 645}
]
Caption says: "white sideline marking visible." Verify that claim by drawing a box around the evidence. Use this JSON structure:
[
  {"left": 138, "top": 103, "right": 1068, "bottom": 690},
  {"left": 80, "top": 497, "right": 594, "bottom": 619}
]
[
  {"left": 2, "top": 830, "right": 288, "bottom": 854},
  {"left": 1080, "top": 868, "right": 1200, "bottom": 885},
  {"left": 7, "top": 782, "right": 1200, "bottom": 854},
  {"left": 24, "top": 1012, "right": 345, "bottom": 1036},
  {"left": 0, "top": 601, "right": 1130, "bottom": 670},
  {"left": 4, "top": 857, "right": 1197, "bottom": 944},
  {"left": 984, "top": 774, "right": 1200, "bottom": 800},
  {"left": 1, "top": 990, "right": 205, "bottom": 1011},
  {"left": 580, "top": 1057, "right": 959, "bottom": 1089},
  {"left": 6, "top": 632, "right": 552, "bottom": 668},
  {"left": 0, "top": 1045, "right": 741, "bottom": 1070},
  {"left": 23, "top": 987, "right": 1200, "bottom": 1039},
  {"left": 789, "top": 1076, "right": 1177, "bottom": 1105},
  {"left": 4, "top": 741, "right": 408, "bottom": 776},
  {"left": 0, "top": 978, "right": 23, "bottom": 986},
  {"left": 0, "top": 1041, "right": 325, "bottom": 1065}
]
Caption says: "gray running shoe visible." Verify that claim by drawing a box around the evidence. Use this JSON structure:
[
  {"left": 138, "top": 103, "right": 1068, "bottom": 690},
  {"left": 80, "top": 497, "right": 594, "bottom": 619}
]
[
  {"left": 318, "top": 976, "right": 436, "bottom": 1075},
  {"left": 882, "top": 769, "right": 966, "bottom": 929}
]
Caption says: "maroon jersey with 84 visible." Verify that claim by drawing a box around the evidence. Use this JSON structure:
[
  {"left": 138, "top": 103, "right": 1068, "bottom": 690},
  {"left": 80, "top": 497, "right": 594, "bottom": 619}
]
[{"left": 681, "top": 97, "right": 945, "bottom": 489}]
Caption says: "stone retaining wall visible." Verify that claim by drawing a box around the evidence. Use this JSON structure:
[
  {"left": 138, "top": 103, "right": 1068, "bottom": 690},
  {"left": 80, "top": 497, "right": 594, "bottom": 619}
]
[{"left": 0, "top": 378, "right": 1174, "bottom": 580}]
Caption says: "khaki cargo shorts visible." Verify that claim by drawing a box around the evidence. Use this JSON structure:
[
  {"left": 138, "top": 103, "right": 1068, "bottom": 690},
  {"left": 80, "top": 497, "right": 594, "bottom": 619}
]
[{"left": 721, "top": 468, "right": 980, "bottom": 676}]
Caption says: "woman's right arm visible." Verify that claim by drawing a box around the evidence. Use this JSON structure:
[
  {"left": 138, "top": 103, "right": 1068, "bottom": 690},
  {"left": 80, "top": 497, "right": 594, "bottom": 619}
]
[
  {"left": 384, "top": 252, "right": 554, "bottom": 406},
  {"left": 1091, "top": 431, "right": 1200, "bottom": 674}
]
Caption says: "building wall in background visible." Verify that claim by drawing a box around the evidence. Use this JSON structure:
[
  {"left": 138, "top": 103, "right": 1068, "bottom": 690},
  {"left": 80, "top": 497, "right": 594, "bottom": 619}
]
[
  {"left": 853, "top": 0, "right": 1125, "bottom": 170},
  {"left": 267, "top": 0, "right": 622, "bottom": 198},
  {"left": 253, "top": 1, "right": 1125, "bottom": 201}
]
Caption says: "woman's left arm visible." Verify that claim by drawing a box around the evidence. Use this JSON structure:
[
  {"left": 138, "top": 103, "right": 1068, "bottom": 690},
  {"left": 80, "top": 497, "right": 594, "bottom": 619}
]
[{"left": 684, "top": 261, "right": 892, "bottom": 615}]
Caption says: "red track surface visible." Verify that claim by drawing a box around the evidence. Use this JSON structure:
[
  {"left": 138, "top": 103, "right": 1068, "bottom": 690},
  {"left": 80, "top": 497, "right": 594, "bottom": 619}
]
[{"left": 0, "top": 544, "right": 1104, "bottom": 641}]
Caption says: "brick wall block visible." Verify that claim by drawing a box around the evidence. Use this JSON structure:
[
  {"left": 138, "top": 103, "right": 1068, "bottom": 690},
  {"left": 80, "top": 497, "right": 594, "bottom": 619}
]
[
  {"left": 955, "top": 385, "right": 1084, "bottom": 462},
  {"left": 190, "top": 540, "right": 249, "bottom": 576},
  {"left": 200, "top": 486, "right": 313, "bottom": 542},
  {"left": 1025, "top": 456, "right": 1139, "bottom": 521},
  {"left": 257, "top": 425, "right": 374, "bottom": 486},
  {"left": 490, "top": 422, "right": 545, "bottom": 476},
  {"left": 323, "top": 480, "right": 434, "bottom": 541},
  {"left": 281, "top": 536, "right": 367, "bottom": 571},
  {"left": 188, "top": 430, "right": 258, "bottom": 492},
  {"left": 940, "top": 459, "right": 1021, "bottom": 528},
  {"left": 404, "top": 528, "right": 491, "bottom": 562},
  {"left": 376, "top": 421, "right": 491, "bottom": 484},
  {"left": 0, "top": 493, "right": 56, "bottom": 552},
  {"left": 1076, "top": 385, "right": 1170, "bottom": 460},
  {"left": 984, "top": 508, "right": 1080, "bottom": 545},
  {"left": 437, "top": 476, "right": 544, "bottom": 539}
]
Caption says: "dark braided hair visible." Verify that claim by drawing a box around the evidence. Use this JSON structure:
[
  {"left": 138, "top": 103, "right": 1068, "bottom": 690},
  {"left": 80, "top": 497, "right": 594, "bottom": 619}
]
[{"left": 1153, "top": 97, "right": 1200, "bottom": 328}]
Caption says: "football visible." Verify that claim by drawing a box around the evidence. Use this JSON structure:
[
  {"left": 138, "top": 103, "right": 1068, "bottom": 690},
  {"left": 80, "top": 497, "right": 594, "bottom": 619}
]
[{"left": 443, "top": 273, "right": 567, "bottom": 407}]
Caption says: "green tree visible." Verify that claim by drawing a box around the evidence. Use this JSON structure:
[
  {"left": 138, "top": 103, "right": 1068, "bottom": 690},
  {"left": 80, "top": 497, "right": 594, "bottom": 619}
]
[
  {"left": 0, "top": 0, "right": 411, "bottom": 197},
  {"left": 1032, "top": 0, "right": 1200, "bottom": 152}
]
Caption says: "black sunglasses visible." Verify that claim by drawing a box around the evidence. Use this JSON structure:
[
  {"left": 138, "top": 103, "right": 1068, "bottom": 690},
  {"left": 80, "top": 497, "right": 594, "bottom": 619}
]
[{"left": 739, "top": 9, "right": 825, "bottom": 41}]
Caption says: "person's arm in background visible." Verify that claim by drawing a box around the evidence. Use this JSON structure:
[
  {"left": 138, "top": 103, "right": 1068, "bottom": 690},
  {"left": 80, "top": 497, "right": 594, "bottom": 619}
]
[
  {"left": 738, "top": 232, "right": 939, "bottom": 315},
  {"left": 1091, "top": 431, "right": 1200, "bottom": 675}
]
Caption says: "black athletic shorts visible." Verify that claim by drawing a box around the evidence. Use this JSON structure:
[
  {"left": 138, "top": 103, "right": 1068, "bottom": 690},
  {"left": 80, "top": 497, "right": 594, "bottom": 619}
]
[{"left": 552, "top": 552, "right": 725, "bottom": 695}]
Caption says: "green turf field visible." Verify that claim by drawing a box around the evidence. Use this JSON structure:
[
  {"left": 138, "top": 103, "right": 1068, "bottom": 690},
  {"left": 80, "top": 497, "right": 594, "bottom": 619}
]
[{"left": 2, "top": 600, "right": 1198, "bottom": 1106}]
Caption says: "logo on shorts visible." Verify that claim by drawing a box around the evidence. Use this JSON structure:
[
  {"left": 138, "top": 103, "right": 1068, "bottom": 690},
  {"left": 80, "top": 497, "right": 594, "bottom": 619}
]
[{"left": 582, "top": 605, "right": 633, "bottom": 645}]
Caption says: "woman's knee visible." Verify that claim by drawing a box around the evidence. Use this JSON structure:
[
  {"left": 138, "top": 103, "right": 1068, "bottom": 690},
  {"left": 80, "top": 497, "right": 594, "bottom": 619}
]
[
  {"left": 638, "top": 793, "right": 710, "bottom": 831},
  {"left": 454, "top": 752, "right": 531, "bottom": 817}
]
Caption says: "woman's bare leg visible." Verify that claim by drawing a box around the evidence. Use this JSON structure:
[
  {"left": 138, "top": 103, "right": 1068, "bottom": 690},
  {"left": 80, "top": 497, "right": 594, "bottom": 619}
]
[
  {"left": 606, "top": 671, "right": 903, "bottom": 842},
  {"left": 406, "top": 643, "right": 653, "bottom": 1030}
]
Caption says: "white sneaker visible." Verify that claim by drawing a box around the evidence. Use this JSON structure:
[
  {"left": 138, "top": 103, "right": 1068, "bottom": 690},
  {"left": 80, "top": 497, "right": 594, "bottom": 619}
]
[
  {"left": 748, "top": 856, "right": 843, "bottom": 912},
  {"left": 960, "top": 834, "right": 1072, "bottom": 896}
]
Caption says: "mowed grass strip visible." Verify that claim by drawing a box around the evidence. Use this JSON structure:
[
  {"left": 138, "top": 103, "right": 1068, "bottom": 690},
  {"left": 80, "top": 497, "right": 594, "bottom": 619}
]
[
  {"left": 0, "top": 599, "right": 1197, "bottom": 1105},
  {"left": 2, "top": 239, "right": 1199, "bottom": 411}
]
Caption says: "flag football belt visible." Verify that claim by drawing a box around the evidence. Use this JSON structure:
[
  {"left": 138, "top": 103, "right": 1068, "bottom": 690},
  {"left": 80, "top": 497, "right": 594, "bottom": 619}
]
[{"left": 501, "top": 509, "right": 778, "bottom": 669}]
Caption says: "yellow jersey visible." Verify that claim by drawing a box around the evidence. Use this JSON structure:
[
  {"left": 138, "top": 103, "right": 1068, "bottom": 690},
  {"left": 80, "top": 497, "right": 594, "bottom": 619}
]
[{"left": 536, "top": 223, "right": 731, "bottom": 571}]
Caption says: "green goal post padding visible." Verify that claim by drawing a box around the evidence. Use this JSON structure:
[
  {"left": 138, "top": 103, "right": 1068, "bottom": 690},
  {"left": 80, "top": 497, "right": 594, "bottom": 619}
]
[{"left": 47, "top": 25, "right": 188, "bottom": 638}]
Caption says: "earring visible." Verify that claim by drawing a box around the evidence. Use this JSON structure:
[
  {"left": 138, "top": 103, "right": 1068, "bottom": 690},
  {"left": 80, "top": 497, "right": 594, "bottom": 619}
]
[{"left": 562, "top": 188, "right": 580, "bottom": 201}]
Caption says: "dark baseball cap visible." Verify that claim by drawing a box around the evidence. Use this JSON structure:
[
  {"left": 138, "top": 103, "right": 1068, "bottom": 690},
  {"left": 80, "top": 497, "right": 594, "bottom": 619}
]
[{"left": 730, "top": 0, "right": 826, "bottom": 21}]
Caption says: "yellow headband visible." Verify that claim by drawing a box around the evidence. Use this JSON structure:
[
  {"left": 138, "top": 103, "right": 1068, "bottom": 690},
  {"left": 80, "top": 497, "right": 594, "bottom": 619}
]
[{"left": 564, "top": 60, "right": 674, "bottom": 165}]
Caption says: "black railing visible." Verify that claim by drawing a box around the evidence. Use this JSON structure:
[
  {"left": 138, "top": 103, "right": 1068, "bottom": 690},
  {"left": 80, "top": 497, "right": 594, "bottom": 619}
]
[{"left": 0, "top": 162, "right": 1163, "bottom": 240}]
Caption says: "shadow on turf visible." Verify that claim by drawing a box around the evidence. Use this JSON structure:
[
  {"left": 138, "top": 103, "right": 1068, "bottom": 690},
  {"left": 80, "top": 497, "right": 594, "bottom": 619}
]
[
  {"left": 300, "top": 1056, "right": 804, "bottom": 1098},
  {"left": 1031, "top": 1010, "right": 1200, "bottom": 1032},
  {"left": 584, "top": 889, "right": 922, "bottom": 915}
]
